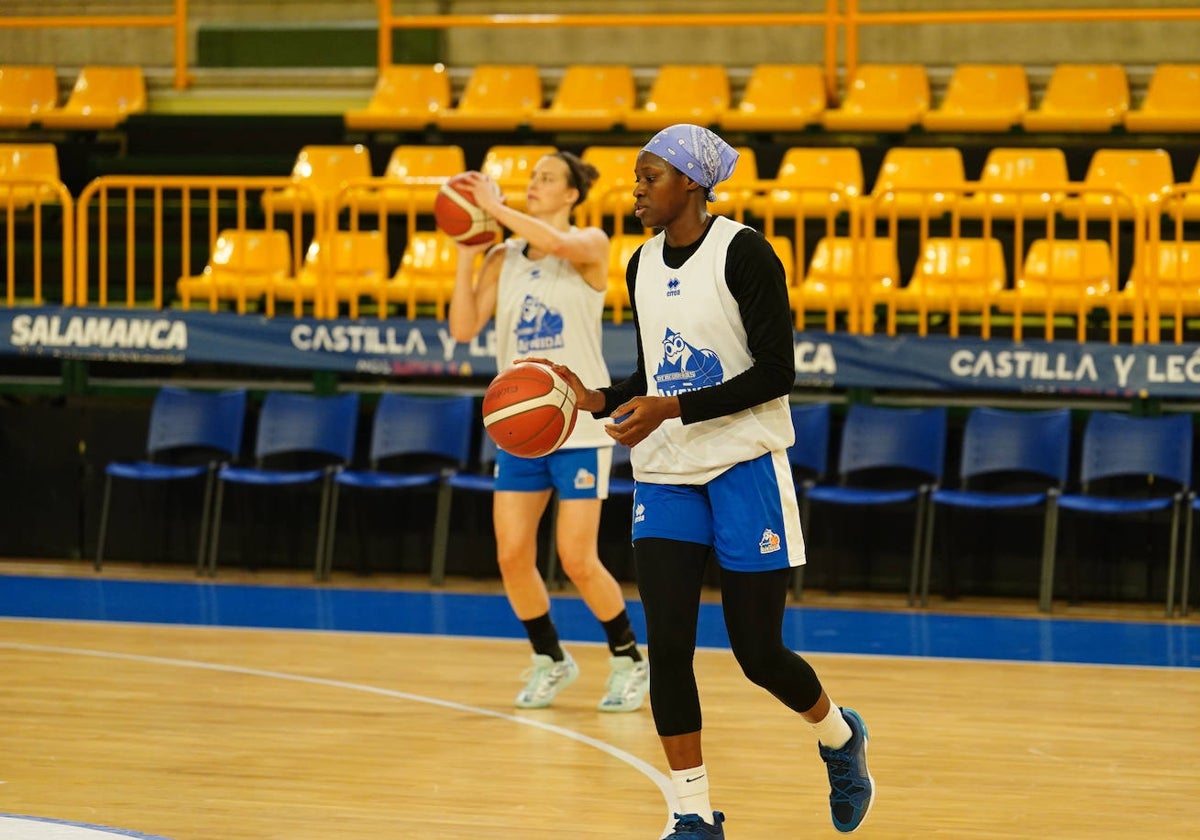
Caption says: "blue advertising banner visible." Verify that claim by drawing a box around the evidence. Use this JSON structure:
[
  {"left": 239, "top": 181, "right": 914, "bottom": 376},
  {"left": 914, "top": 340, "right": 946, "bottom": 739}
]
[{"left": 4, "top": 306, "right": 1200, "bottom": 398}]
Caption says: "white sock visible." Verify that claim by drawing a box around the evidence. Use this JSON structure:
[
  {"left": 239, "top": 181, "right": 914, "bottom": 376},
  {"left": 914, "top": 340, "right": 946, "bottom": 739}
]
[
  {"left": 670, "top": 765, "right": 714, "bottom": 824},
  {"left": 812, "top": 703, "right": 853, "bottom": 750}
]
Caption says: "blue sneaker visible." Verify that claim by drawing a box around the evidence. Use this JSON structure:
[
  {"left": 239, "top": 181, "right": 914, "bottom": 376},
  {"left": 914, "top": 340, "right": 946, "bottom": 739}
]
[
  {"left": 818, "top": 708, "right": 875, "bottom": 832},
  {"left": 663, "top": 811, "right": 725, "bottom": 839}
]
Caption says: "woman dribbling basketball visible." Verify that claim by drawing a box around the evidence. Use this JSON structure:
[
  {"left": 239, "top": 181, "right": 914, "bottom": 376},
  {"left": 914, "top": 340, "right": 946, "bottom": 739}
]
[{"left": 447, "top": 151, "right": 648, "bottom": 713}]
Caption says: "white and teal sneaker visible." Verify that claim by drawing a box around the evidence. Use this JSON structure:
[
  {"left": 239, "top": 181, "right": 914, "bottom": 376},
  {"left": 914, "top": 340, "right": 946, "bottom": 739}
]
[
  {"left": 515, "top": 652, "right": 579, "bottom": 709},
  {"left": 597, "top": 656, "right": 649, "bottom": 713}
]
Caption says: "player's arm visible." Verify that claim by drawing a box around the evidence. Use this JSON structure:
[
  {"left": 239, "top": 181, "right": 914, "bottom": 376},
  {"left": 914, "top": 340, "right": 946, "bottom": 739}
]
[
  {"left": 677, "top": 228, "right": 796, "bottom": 424},
  {"left": 447, "top": 240, "right": 505, "bottom": 342}
]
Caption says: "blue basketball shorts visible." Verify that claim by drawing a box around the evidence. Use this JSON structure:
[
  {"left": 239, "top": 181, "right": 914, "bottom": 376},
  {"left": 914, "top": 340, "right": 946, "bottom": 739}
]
[
  {"left": 494, "top": 446, "right": 612, "bottom": 500},
  {"left": 630, "top": 450, "right": 805, "bottom": 572}
]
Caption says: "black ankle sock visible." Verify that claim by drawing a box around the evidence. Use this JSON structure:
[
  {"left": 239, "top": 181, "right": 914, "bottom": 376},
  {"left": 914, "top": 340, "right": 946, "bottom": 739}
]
[
  {"left": 522, "top": 612, "right": 564, "bottom": 660},
  {"left": 602, "top": 610, "right": 642, "bottom": 661}
]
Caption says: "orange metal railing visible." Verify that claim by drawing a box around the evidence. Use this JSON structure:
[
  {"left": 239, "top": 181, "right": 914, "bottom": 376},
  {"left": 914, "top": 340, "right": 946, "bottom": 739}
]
[{"left": 0, "top": 179, "right": 74, "bottom": 306}]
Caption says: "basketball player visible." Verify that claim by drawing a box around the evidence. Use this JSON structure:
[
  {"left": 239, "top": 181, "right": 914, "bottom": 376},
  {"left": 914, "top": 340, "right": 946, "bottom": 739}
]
[
  {"left": 541, "top": 125, "right": 875, "bottom": 838},
  {"left": 447, "top": 152, "right": 648, "bottom": 714}
]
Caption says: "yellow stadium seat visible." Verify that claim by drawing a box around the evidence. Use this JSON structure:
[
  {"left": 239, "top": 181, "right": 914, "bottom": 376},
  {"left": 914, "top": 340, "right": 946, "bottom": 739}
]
[
  {"left": 435, "top": 65, "right": 542, "bottom": 132},
  {"left": 578, "top": 145, "right": 642, "bottom": 225},
  {"left": 261, "top": 145, "right": 373, "bottom": 215},
  {"left": 921, "top": 64, "right": 1028, "bottom": 133},
  {"left": 997, "top": 239, "right": 1114, "bottom": 315},
  {"left": 709, "top": 147, "right": 759, "bottom": 220},
  {"left": 1171, "top": 157, "right": 1200, "bottom": 222},
  {"left": 343, "top": 64, "right": 451, "bottom": 132},
  {"left": 750, "top": 147, "right": 862, "bottom": 219},
  {"left": 272, "top": 230, "right": 389, "bottom": 318},
  {"left": 868, "top": 147, "right": 965, "bottom": 219},
  {"left": 481, "top": 144, "right": 558, "bottom": 212},
  {"left": 718, "top": 64, "right": 825, "bottom": 132},
  {"left": 374, "top": 144, "right": 466, "bottom": 216},
  {"left": 37, "top": 66, "right": 145, "bottom": 130},
  {"left": 789, "top": 236, "right": 900, "bottom": 330},
  {"left": 624, "top": 65, "right": 731, "bottom": 131},
  {"left": 0, "top": 66, "right": 58, "bottom": 129},
  {"left": 1060, "top": 148, "right": 1174, "bottom": 220},
  {"left": 1021, "top": 64, "right": 1128, "bottom": 133},
  {"left": 1121, "top": 240, "right": 1200, "bottom": 317},
  {"left": 177, "top": 229, "right": 292, "bottom": 314},
  {"left": 765, "top": 234, "right": 797, "bottom": 287},
  {"left": 0, "top": 143, "right": 61, "bottom": 208},
  {"left": 529, "top": 65, "right": 635, "bottom": 132},
  {"left": 960, "top": 147, "right": 1070, "bottom": 220},
  {"left": 821, "top": 64, "right": 929, "bottom": 132},
  {"left": 375, "top": 230, "right": 460, "bottom": 320},
  {"left": 894, "top": 237, "right": 1007, "bottom": 311},
  {"left": 604, "top": 233, "right": 650, "bottom": 322},
  {"left": 1125, "top": 64, "right": 1200, "bottom": 133}
]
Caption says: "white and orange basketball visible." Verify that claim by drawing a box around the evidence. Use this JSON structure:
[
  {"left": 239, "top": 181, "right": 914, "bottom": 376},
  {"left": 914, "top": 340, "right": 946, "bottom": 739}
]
[
  {"left": 434, "top": 172, "right": 501, "bottom": 245},
  {"left": 482, "top": 362, "right": 578, "bottom": 459}
]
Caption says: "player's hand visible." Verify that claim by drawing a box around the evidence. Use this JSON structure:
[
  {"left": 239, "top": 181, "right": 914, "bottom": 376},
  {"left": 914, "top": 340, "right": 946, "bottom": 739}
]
[
  {"left": 461, "top": 170, "right": 505, "bottom": 215},
  {"left": 605, "top": 396, "right": 680, "bottom": 447},
  {"left": 453, "top": 237, "right": 494, "bottom": 258},
  {"left": 516, "top": 358, "right": 601, "bottom": 412}
]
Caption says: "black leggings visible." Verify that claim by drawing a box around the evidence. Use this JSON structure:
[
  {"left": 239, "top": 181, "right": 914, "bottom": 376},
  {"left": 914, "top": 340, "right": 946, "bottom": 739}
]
[{"left": 634, "top": 537, "right": 825, "bottom": 738}]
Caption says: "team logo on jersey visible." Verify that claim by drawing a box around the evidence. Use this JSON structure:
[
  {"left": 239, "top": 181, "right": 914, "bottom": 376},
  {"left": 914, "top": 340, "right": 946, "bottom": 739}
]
[
  {"left": 514, "top": 294, "right": 565, "bottom": 353},
  {"left": 573, "top": 468, "right": 596, "bottom": 490},
  {"left": 666, "top": 277, "right": 681, "bottom": 297},
  {"left": 633, "top": 502, "right": 646, "bottom": 523},
  {"left": 654, "top": 327, "right": 724, "bottom": 395},
  {"left": 759, "top": 528, "right": 782, "bottom": 554}
]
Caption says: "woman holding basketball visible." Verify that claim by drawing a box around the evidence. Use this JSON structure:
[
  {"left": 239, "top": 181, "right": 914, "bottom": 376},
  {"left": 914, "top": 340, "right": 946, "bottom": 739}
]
[
  {"left": 447, "top": 151, "right": 648, "bottom": 713},
  {"left": 542, "top": 125, "right": 874, "bottom": 839}
]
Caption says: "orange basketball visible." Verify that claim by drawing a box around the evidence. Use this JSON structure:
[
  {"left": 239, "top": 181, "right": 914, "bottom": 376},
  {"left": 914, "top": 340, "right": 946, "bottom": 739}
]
[
  {"left": 482, "top": 363, "right": 579, "bottom": 459},
  {"left": 434, "top": 172, "right": 501, "bottom": 246}
]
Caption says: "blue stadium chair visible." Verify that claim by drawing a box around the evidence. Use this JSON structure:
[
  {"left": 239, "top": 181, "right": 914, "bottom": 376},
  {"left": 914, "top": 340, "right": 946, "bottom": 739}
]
[
  {"left": 320, "top": 393, "right": 475, "bottom": 580},
  {"left": 918, "top": 407, "right": 1071, "bottom": 607},
  {"left": 1041, "top": 411, "right": 1192, "bottom": 617},
  {"left": 787, "top": 402, "right": 832, "bottom": 600},
  {"left": 1180, "top": 496, "right": 1200, "bottom": 617},
  {"left": 205, "top": 392, "right": 359, "bottom": 579},
  {"left": 95, "top": 387, "right": 247, "bottom": 573},
  {"left": 806, "top": 404, "right": 947, "bottom": 602}
]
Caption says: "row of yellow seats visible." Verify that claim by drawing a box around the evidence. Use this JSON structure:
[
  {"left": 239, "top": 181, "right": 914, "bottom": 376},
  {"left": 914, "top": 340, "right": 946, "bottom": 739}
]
[
  {"left": 344, "top": 62, "right": 1200, "bottom": 135},
  {"left": 0, "top": 65, "right": 145, "bottom": 130}
]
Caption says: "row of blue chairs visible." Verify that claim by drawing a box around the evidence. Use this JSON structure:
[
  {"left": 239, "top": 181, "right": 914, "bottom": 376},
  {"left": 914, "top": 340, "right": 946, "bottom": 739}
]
[
  {"left": 786, "top": 401, "right": 1193, "bottom": 618},
  {"left": 94, "top": 387, "right": 1195, "bottom": 618}
]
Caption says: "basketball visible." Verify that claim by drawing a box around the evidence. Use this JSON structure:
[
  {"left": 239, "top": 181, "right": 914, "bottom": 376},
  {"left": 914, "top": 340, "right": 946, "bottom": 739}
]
[
  {"left": 434, "top": 172, "right": 501, "bottom": 246},
  {"left": 482, "top": 362, "right": 579, "bottom": 459}
]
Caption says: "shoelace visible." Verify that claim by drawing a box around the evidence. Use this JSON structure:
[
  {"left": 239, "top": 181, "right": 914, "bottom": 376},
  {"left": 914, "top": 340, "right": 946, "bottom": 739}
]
[
  {"left": 668, "top": 814, "right": 712, "bottom": 837},
  {"left": 825, "top": 749, "right": 868, "bottom": 800}
]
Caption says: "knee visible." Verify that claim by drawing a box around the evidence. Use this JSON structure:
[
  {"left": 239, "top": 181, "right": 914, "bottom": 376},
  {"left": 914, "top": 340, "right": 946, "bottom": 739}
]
[{"left": 732, "top": 644, "right": 785, "bottom": 688}]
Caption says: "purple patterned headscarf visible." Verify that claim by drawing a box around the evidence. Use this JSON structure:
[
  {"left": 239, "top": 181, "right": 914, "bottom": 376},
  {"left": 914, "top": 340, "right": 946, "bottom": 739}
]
[{"left": 641, "top": 123, "right": 739, "bottom": 202}]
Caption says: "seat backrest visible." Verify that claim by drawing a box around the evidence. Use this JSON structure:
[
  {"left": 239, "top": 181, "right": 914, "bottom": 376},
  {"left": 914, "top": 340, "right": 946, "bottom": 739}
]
[
  {"left": 146, "top": 387, "right": 247, "bottom": 460},
  {"left": 384, "top": 144, "right": 465, "bottom": 180},
  {"left": 397, "top": 231, "right": 458, "bottom": 277},
  {"left": 480, "top": 144, "right": 558, "bottom": 184},
  {"left": 735, "top": 64, "right": 825, "bottom": 115},
  {"left": 872, "top": 147, "right": 966, "bottom": 196},
  {"left": 772, "top": 147, "right": 863, "bottom": 197},
  {"left": 805, "top": 236, "right": 900, "bottom": 291},
  {"left": 0, "top": 66, "right": 58, "bottom": 115},
  {"left": 456, "top": 64, "right": 542, "bottom": 111},
  {"left": 1079, "top": 411, "right": 1192, "bottom": 490},
  {"left": 959, "top": 407, "right": 1071, "bottom": 485},
  {"left": 1140, "top": 64, "right": 1200, "bottom": 111},
  {"left": 765, "top": 235, "right": 796, "bottom": 285},
  {"left": 837, "top": 404, "right": 947, "bottom": 481},
  {"left": 910, "top": 237, "right": 1007, "bottom": 291},
  {"left": 979, "top": 147, "right": 1069, "bottom": 190},
  {"left": 1021, "top": 239, "right": 1113, "bottom": 288},
  {"left": 549, "top": 65, "right": 636, "bottom": 113},
  {"left": 290, "top": 145, "right": 373, "bottom": 194},
  {"left": 841, "top": 64, "right": 929, "bottom": 111},
  {"left": 640, "top": 64, "right": 730, "bottom": 113},
  {"left": 607, "top": 234, "right": 648, "bottom": 282},
  {"left": 580, "top": 145, "right": 642, "bottom": 213},
  {"left": 1129, "top": 241, "right": 1200, "bottom": 285},
  {"left": 788, "top": 402, "right": 831, "bottom": 480},
  {"left": 254, "top": 392, "right": 360, "bottom": 463},
  {"left": 1083, "top": 148, "right": 1174, "bottom": 206},
  {"left": 304, "top": 231, "right": 388, "bottom": 279},
  {"left": 209, "top": 229, "right": 291, "bottom": 275},
  {"left": 1039, "top": 63, "right": 1129, "bottom": 114},
  {"left": 939, "top": 64, "right": 1028, "bottom": 111},
  {"left": 369, "top": 393, "right": 475, "bottom": 467},
  {"left": 0, "top": 143, "right": 59, "bottom": 181},
  {"left": 65, "top": 66, "right": 145, "bottom": 113},
  {"left": 368, "top": 64, "right": 451, "bottom": 113},
  {"left": 710, "top": 146, "right": 759, "bottom": 213}
]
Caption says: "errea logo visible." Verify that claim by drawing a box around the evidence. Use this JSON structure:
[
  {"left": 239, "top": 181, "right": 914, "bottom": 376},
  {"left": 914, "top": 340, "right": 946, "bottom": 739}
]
[
  {"left": 666, "top": 277, "right": 681, "bottom": 297},
  {"left": 634, "top": 503, "right": 646, "bottom": 523}
]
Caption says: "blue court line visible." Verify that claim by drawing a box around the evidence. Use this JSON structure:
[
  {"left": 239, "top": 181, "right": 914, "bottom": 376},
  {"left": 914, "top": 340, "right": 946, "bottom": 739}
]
[{"left": 0, "top": 573, "right": 1195, "bottom": 669}]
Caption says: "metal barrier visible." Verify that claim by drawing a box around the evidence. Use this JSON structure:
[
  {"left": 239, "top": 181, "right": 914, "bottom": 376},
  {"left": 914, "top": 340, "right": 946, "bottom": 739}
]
[{"left": 0, "top": 179, "right": 74, "bottom": 306}]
